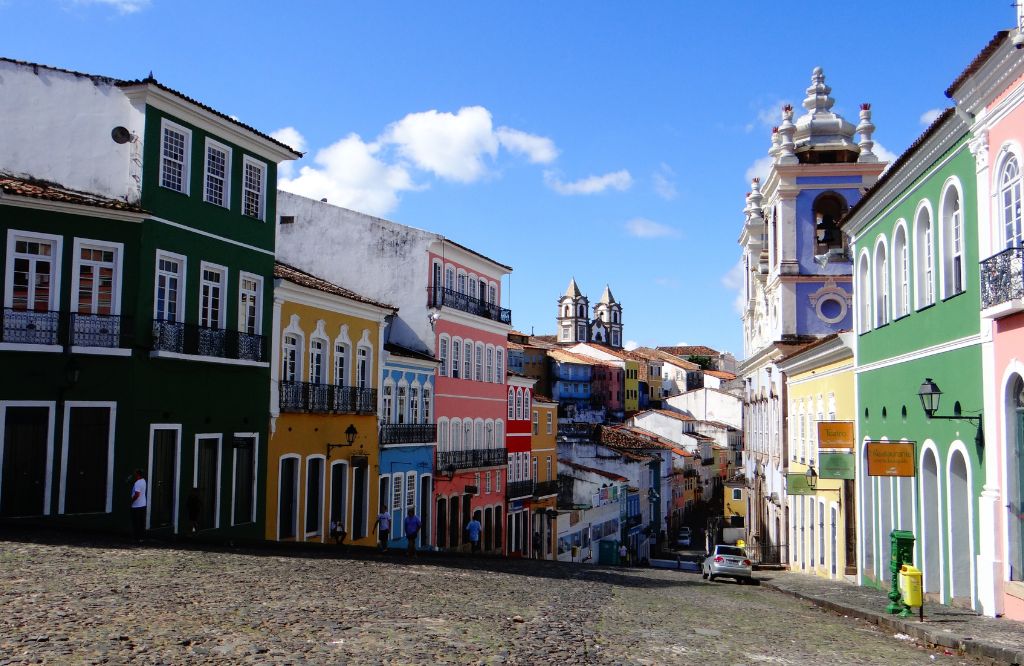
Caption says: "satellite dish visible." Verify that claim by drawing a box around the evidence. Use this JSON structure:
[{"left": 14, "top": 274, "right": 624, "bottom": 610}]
[{"left": 111, "top": 126, "right": 133, "bottom": 144}]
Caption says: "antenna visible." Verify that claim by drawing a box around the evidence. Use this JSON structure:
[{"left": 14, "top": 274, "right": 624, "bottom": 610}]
[{"left": 111, "top": 126, "right": 135, "bottom": 144}]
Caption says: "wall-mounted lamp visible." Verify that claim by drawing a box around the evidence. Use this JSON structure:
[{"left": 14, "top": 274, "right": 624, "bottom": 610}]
[
  {"left": 327, "top": 424, "right": 359, "bottom": 459},
  {"left": 917, "top": 378, "right": 984, "bottom": 451},
  {"left": 805, "top": 464, "right": 818, "bottom": 490}
]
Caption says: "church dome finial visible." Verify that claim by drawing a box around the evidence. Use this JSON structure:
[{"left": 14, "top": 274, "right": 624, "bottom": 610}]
[{"left": 803, "top": 67, "right": 835, "bottom": 114}]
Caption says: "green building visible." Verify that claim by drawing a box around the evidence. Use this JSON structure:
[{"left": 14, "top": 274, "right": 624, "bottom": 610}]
[
  {"left": 842, "top": 108, "right": 983, "bottom": 610},
  {"left": 0, "top": 58, "right": 299, "bottom": 540}
]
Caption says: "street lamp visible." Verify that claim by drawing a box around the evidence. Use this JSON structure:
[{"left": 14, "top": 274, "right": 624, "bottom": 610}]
[
  {"left": 327, "top": 424, "right": 359, "bottom": 459},
  {"left": 805, "top": 464, "right": 818, "bottom": 490},
  {"left": 917, "top": 377, "right": 983, "bottom": 451}
]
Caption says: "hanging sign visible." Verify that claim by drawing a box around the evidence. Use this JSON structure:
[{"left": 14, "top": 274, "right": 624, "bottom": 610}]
[
  {"left": 786, "top": 473, "right": 815, "bottom": 495},
  {"left": 818, "top": 451, "right": 856, "bottom": 480},
  {"left": 866, "top": 440, "right": 916, "bottom": 477},
  {"left": 817, "top": 421, "right": 855, "bottom": 450}
]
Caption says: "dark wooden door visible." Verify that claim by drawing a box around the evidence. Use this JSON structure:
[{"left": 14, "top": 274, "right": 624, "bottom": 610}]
[
  {"left": 150, "top": 429, "right": 177, "bottom": 529},
  {"left": 1, "top": 407, "right": 49, "bottom": 517},
  {"left": 65, "top": 407, "right": 110, "bottom": 514}
]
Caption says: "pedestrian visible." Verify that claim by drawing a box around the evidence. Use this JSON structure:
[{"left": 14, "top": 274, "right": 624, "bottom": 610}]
[
  {"left": 465, "top": 514, "right": 482, "bottom": 553},
  {"left": 130, "top": 469, "right": 147, "bottom": 543},
  {"left": 375, "top": 505, "right": 391, "bottom": 552},
  {"left": 618, "top": 543, "right": 628, "bottom": 566},
  {"left": 533, "top": 531, "right": 542, "bottom": 559},
  {"left": 404, "top": 507, "right": 421, "bottom": 557},
  {"left": 187, "top": 488, "right": 201, "bottom": 533}
]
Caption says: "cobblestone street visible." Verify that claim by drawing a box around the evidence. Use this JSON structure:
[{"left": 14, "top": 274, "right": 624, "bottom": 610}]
[{"left": 0, "top": 536, "right": 985, "bottom": 665}]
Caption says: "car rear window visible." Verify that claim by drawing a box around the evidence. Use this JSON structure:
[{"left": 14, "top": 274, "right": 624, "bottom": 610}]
[{"left": 717, "top": 546, "right": 746, "bottom": 557}]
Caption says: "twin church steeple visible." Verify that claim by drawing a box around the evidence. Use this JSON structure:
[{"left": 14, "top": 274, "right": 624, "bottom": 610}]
[{"left": 556, "top": 278, "right": 622, "bottom": 348}]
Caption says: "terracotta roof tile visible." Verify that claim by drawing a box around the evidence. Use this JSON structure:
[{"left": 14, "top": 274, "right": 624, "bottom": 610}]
[
  {"left": 1, "top": 174, "right": 146, "bottom": 213},
  {"left": 274, "top": 262, "right": 397, "bottom": 311},
  {"left": 704, "top": 369, "right": 737, "bottom": 380},
  {"left": 560, "top": 460, "right": 628, "bottom": 482},
  {"left": 657, "top": 345, "right": 721, "bottom": 357},
  {"left": 945, "top": 31, "right": 1010, "bottom": 99}
]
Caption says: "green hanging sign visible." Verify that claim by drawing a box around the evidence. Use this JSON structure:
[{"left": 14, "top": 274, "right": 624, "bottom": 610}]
[
  {"left": 786, "top": 473, "right": 815, "bottom": 495},
  {"left": 819, "top": 452, "right": 856, "bottom": 480}
]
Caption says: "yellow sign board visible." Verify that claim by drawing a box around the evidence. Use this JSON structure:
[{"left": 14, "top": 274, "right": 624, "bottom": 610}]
[
  {"left": 866, "top": 441, "right": 916, "bottom": 477},
  {"left": 817, "top": 421, "right": 855, "bottom": 449}
]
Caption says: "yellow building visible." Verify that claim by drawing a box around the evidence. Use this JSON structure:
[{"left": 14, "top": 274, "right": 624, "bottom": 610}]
[
  {"left": 623, "top": 359, "right": 640, "bottom": 414},
  {"left": 777, "top": 332, "right": 856, "bottom": 580},
  {"left": 724, "top": 477, "right": 746, "bottom": 524},
  {"left": 531, "top": 394, "right": 559, "bottom": 559},
  {"left": 266, "top": 262, "right": 396, "bottom": 546}
]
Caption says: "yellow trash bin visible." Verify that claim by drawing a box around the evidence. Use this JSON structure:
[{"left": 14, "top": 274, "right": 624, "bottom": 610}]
[{"left": 899, "top": 564, "right": 923, "bottom": 607}]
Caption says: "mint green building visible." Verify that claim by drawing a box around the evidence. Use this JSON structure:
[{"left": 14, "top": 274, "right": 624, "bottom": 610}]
[{"left": 843, "top": 108, "right": 983, "bottom": 610}]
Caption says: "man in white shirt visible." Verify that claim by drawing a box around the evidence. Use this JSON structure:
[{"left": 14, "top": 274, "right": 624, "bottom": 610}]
[
  {"left": 375, "top": 505, "right": 391, "bottom": 552},
  {"left": 130, "top": 469, "right": 147, "bottom": 543}
]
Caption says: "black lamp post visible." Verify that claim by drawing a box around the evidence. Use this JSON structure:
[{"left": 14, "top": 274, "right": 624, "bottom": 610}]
[
  {"left": 327, "top": 424, "right": 359, "bottom": 459},
  {"left": 917, "top": 377, "right": 983, "bottom": 451}
]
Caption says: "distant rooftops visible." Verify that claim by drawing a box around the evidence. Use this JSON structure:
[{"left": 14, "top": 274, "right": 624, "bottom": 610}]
[{"left": 1, "top": 174, "right": 146, "bottom": 213}]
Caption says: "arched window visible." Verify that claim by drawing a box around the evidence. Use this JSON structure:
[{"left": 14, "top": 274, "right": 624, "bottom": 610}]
[
  {"left": 524, "top": 389, "right": 531, "bottom": 417},
  {"left": 858, "top": 254, "right": 871, "bottom": 331},
  {"left": 814, "top": 192, "right": 849, "bottom": 254},
  {"left": 475, "top": 419, "right": 484, "bottom": 448},
  {"left": 463, "top": 339, "right": 472, "bottom": 380},
  {"left": 892, "top": 224, "right": 909, "bottom": 318},
  {"left": 438, "top": 335, "right": 449, "bottom": 377},
  {"left": 486, "top": 345, "right": 494, "bottom": 382},
  {"left": 486, "top": 420, "right": 495, "bottom": 448},
  {"left": 475, "top": 342, "right": 483, "bottom": 381},
  {"left": 915, "top": 205, "right": 935, "bottom": 308},
  {"left": 463, "top": 420, "right": 472, "bottom": 451},
  {"left": 495, "top": 348, "right": 504, "bottom": 382},
  {"left": 563, "top": 305, "right": 570, "bottom": 317},
  {"left": 450, "top": 338, "right": 460, "bottom": 379},
  {"left": 508, "top": 387, "right": 515, "bottom": 419},
  {"left": 515, "top": 387, "right": 524, "bottom": 420},
  {"left": 283, "top": 334, "right": 299, "bottom": 381},
  {"left": 444, "top": 266, "right": 454, "bottom": 291},
  {"left": 874, "top": 239, "right": 888, "bottom": 327},
  {"left": 310, "top": 337, "right": 326, "bottom": 384},
  {"left": 1002, "top": 155, "right": 1023, "bottom": 248},
  {"left": 334, "top": 341, "right": 350, "bottom": 386},
  {"left": 941, "top": 182, "right": 965, "bottom": 297},
  {"left": 495, "top": 419, "right": 504, "bottom": 443},
  {"left": 450, "top": 419, "right": 461, "bottom": 451},
  {"left": 457, "top": 271, "right": 467, "bottom": 294},
  {"left": 438, "top": 417, "right": 448, "bottom": 452},
  {"left": 577, "top": 304, "right": 585, "bottom": 317},
  {"left": 396, "top": 382, "right": 408, "bottom": 424},
  {"left": 356, "top": 344, "right": 371, "bottom": 388},
  {"left": 382, "top": 381, "right": 394, "bottom": 423}
]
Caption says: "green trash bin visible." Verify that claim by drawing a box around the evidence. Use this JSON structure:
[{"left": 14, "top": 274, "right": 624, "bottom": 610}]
[{"left": 888, "top": 529, "right": 915, "bottom": 614}]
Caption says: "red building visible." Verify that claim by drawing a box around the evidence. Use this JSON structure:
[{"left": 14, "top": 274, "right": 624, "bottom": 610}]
[{"left": 505, "top": 374, "right": 536, "bottom": 555}]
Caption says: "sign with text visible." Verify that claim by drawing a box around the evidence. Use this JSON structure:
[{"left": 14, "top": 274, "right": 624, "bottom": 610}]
[
  {"left": 866, "top": 441, "right": 916, "bottom": 477},
  {"left": 818, "top": 451, "right": 856, "bottom": 480},
  {"left": 817, "top": 421, "right": 855, "bottom": 449},
  {"left": 786, "top": 473, "right": 815, "bottom": 495}
]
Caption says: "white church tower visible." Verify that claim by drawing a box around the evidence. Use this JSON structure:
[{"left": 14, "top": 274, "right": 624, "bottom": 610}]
[
  {"left": 592, "top": 285, "right": 623, "bottom": 348},
  {"left": 557, "top": 278, "right": 590, "bottom": 344}
]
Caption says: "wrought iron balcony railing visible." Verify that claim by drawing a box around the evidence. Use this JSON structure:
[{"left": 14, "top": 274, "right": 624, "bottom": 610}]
[
  {"left": 380, "top": 423, "right": 437, "bottom": 446},
  {"left": 428, "top": 286, "right": 512, "bottom": 325},
  {"left": 279, "top": 381, "right": 377, "bottom": 414},
  {"left": 506, "top": 479, "right": 535, "bottom": 500},
  {"left": 1, "top": 309, "right": 132, "bottom": 350},
  {"left": 436, "top": 447, "right": 508, "bottom": 472},
  {"left": 152, "top": 320, "right": 266, "bottom": 362},
  {"left": 981, "top": 246, "right": 1024, "bottom": 310},
  {"left": 533, "top": 479, "right": 560, "bottom": 498}
]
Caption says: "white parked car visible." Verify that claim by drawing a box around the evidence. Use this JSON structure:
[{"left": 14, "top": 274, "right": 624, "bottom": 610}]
[{"left": 701, "top": 544, "right": 753, "bottom": 584}]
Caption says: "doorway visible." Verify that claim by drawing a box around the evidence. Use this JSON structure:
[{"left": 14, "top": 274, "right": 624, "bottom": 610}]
[
  {"left": 195, "top": 437, "right": 219, "bottom": 530},
  {"left": 279, "top": 456, "right": 298, "bottom": 540},
  {"left": 1, "top": 405, "right": 50, "bottom": 517},
  {"left": 149, "top": 427, "right": 179, "bottom": 530}
]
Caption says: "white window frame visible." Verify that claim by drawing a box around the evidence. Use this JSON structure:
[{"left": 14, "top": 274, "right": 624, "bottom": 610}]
[
  {"left": 193, "top": 433, "right": 223, "bottom": 530},
  {"left": 0, "top": 402, "right": 56, "bottom": 517},
  {"left": 914, "top": 201, "right": 935, "bottom": 309},
  {"left": 396, "top": 381, "right": 408, "bottom": 424},
  {"left": 382, "top": 380, "right": 394, "bottom": 424},
  {"left": 410, "top": 383, "right": 420, "bottom": 424},
  {"left": 1001, "top": 152, "right": 1023, "bottom": 249},
  {"left": 939, "top": 178, "right": 966, "bottom": 299},
  {"left": 422, "top": 386, "right": 432, "bottom": 424},
  {"left": 546, "top": 412, "right": 552, "bottom": 434},
  {"left": 438, "top": 335, "right": 450, "bottom": 377},
  {"left": 199, "top": 261, "right": 228, "bottom": 330},
  {"left": 309, "top": 334, "right": 328, "bottom": 384},
  {"left": 334, "top": 325, "right": 352, "bottom": 386},
  {"left": 496, "top": 348, "right": 504, "bottom": 383},
  {"left": 405, "top": 472, "right": 417, "bottom": 509},
  {"left": 203, "top": 138, "right": 232, "bottom": 208},
  {"left": 475, "top": 342, "right": 483, "bottom": 381},
  {"left": 356, "top": 338, "right": 373, "bottom": 389},
  {"left": 4, "top": 229, "right": 63, "bottom": 312},
  {"left": 276, "top": 453, "right": 301, "bottom": 540},
  {"left": 153, "top": 249, "right": 187, "bottom": 323},
  {"left": 463, "top": 338, "right": 472, "bottom": 380},
  {"left": 71, "top": 238, "right": 123, "bottom": 317},
  {"left": 230, "top": 432, "right": 259, "bottom": 526},
  {"left": 304, "top": 454, "right": 327, "bottom": 539},
  {"left": 147, "top": 423, "right": 182, "bottom": 531},
  {"left": 59, "top": 400, "right": 116, "bottom": 515},
  {"left": 241, "top": 155, "right": 267, "bottom": 221},
  {"left": 237, "top": 272, "right": 262, "bottom": 336},
  {"left": 891, "top": 222, "right": 909, "bottom": 319},
  {"left": 857, "top": 250, "right": 871, "bottom": 332},
  {"left": 328, "top": 459, "right": 350, "bottom": 536},
  {"left": 873, "top": 236, "right": 889, "bottom": 327},
  {"left": 159, "top": 118, "right": 192, "bottom": 195}
]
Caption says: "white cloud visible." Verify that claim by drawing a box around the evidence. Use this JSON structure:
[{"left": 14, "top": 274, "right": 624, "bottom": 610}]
[
  {"left": 873, "top": 141, "right": 899, "bottom": 164},
  {"left": 624, "top": 340, "right": 639, "bottom": 351},
  {"left": 919, "top": 108, "right": 942, "bottom": 127},
  {"left": 625, "top": 217, "right": 679, "bottom": 239},
  {"left": 75, "top": 0, "right": 149, "bottom": 13},
  {"left": 744, "top": 155, "right": 774, "bottom": 184},
  {"left": 652, "top": 163, "right": 677, "bottom": 200},
  {"left": 544, "top": 169, "right": 632, "bottom": 195},
  {"left": 674, "top": 340, "right": 689, "bottom": 346},
  {"left": 278, "top": 133, "right": 421, "bottom": 217},
  {"left": 721, "top": 260, "right": 746, "bottom": 316},
  {"left": 496, "top": 127, "right": 558, "bottom": 164},
  {"left": 753, "top": 99, "right": 792, "bottom": 129},
  {"left": 270, "top": 127, "right": 307, "bottom": 179},
  {"left": 383, "top": 106, "right": 499, "bottom": 183}
]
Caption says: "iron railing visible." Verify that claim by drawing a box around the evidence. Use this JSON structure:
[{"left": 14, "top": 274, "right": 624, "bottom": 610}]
[
  {"left": 436, "top": 447, "right": 508, "bottom": 472},
  {"left": 1, "top": 308, "right": 60, "bottom": 345},
  {"left": 379, "top": 423, "right": 437, "bottom": 446},
  {"left": 746, "top": 543, "right": 788, "bottom": 566},
  {"left": 533, "top": 479, "right": 560, "bottom": 497},
  {"left": 506, "top": 479, "right": 535, "bottom": 499},
  {"left": 981, "top": 246, "right": 1024, "bottom": 309},
  {"left": 279, "top": 381, "right": 377, "bottom": 414},
  {"left": 70, "top": 312, "right": 125, "bottom": 348},
  {"left": 152, "top": 320, "right": 266, "bottom": 362},
  {"left": 428, "top": 286, "right": 511, "bottom": 325}
]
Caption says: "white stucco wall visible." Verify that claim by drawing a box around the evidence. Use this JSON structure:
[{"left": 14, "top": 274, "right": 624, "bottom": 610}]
[
  {"left": 276, "top": 191, "right": 438, "bottom": 353},
  {"left": 664, "top": 388, "right": 742, "bottom": 429},
  {"left": 1, "top": 60, "right": 141, "bottom": 201}
]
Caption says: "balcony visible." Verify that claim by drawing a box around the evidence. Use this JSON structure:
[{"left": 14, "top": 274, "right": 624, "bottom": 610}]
[
  {"left": 428, "top": 286, "right": 511, "bottom": 325},
  {"left": 533, "top": 479, "right": 559, "bottom": 498},
  {"left": 436, "top": 447, "right": 508, "bottom": 472},
  {"left": 279, "top": 381, "right": 377, "bottom": 414},
  {"left": 506, "top": 479, "right": 535, "bottom": 500},
  {"left": 981, "top": 247, "right": 1024, "bottom": 317},
  {"left": 380, "top": 423, "right": 437, "bottom": 446},
  {"left": 152, "top": 320, "right": 266, "bottom": 362},
  {"left": 1, "top": 309, "right": 131, "bottom": 351}
]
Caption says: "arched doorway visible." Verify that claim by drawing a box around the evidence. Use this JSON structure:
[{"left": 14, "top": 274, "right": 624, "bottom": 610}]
[
  {"left": 448, "top": 498, "right": 460, "bottom": 549},
  {"left": 484, "top": 507, "right": 493, "bottom": 551},
  {"left": 921, "top": 447, "right": 941, "bottom": 595},
  {"left": 860, "top": 444, "right": 875, "bottom": 578},
  {"left": 1006, "top": 375, "right": 1024, "bottom": 582},
  {"left": 947, "top": 449, "right": 972, "bottom": 604},
  {"left": 436, "top": 497, "right": 448, "bottom": 549}
]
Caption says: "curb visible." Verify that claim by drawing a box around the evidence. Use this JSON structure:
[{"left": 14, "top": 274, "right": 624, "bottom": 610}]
[{"left": 759, "top": 580, "right": 1024, "bottom": 666}]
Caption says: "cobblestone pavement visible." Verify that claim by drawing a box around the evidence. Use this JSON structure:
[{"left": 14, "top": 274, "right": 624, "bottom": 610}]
[{"left": 0, "top": 536, "right": 988, "bottom": 665}]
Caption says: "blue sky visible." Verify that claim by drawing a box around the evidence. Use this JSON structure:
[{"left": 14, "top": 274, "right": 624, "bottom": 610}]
[{"left": 1, "top": 0, "right": 1011, "bottom": 356}]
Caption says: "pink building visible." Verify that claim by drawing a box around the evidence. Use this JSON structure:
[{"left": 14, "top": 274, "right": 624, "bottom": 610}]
[
  {"left": 430, "top": 245, "right": 512, "bottom": 553},
  {"left": 951, "top": 16, "right": 1024, "bottom": 618}
]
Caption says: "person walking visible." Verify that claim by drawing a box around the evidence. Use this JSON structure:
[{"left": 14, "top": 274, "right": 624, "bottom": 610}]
[
  {"left": 533, "top": 531, "right": 542, "bottom": 559},
  {"left": 403, "top": 507, "right": 421, "bottom": 557},
  {"left": 130, "top": 469, "right": 147, "bottom": 543},
  {"left": 618, "top": 542, "right": 628, "bottom": 566},
  {"left": 465, "top": 514, "right": 482, "bottom": 554},
  {"left": 375, "top": 505, "right": 391, "bottom": 552}
]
